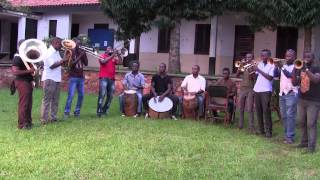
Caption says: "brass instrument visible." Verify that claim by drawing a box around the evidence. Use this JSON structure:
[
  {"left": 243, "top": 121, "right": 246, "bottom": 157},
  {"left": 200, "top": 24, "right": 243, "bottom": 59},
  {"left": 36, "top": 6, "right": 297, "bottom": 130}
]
[
  {"left": 19, "top": 39, "right": 48, "bottom": 74},
  {"left": 61, "top": 39, "right": 76, "bottom": 67},
  {"left": 268, "top": 58, "right": 287, "bottom": 65},
  {"left": 294, "top": 59, "right": 304, "bottom": 70},
  {"left": 79, "top": 45, "right": 129, "bottom": 61},
  {"left": 234, "top": 59, "right": 257, "bottom": 74}
]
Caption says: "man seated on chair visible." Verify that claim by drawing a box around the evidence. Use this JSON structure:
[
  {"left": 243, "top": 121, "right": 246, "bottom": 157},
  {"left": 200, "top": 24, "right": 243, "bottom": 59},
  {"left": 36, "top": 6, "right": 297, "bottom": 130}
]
[
  {"left": 214, "top": 67, "right": 237, "bottom": 121},
  {"left": 143, "top": 63, "right": 179, "bottom": 120},
  {"left": 119, "top": 62, "right": 145, "bottom": 117},
  {"left": 180, "top": 65, "right": 206, "bottom": 118}
]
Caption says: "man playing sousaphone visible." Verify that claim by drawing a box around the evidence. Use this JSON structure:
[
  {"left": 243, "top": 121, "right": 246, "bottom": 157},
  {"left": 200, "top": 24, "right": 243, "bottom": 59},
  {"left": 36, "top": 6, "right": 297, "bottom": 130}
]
[
  {"left": 292, "top": 52, "right": 320, "bottom": 153},
  {"left": 119, "top": 62, "right": 145, "bottom": 117},
  {"left": 143, "top": 63, "right": 179, "bottom": 120},
  {"left": 180, "top": 65, "right": 206, "bottom": 118}
]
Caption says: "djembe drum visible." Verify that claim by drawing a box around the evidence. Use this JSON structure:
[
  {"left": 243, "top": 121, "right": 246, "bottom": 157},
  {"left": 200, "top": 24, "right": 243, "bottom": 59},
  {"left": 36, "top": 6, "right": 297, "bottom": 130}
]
[
  {"left": 123, "top": 90, "right": 138, "bottom": 116},
  {"left": 148, "top": 96, "right": 173, "bottom": 119},
  {"left": 182, "top": 94, "right": 198, "bottom": 119}
]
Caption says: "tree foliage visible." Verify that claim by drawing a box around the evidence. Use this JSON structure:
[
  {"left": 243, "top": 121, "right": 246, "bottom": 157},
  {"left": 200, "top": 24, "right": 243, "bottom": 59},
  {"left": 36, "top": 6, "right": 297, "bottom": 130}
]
[
  {"left": 100, "top": 0, "right": 225, "bottom": 40},
  {"left": 0, "top": 0, "right": 29, "bottom": 12}
]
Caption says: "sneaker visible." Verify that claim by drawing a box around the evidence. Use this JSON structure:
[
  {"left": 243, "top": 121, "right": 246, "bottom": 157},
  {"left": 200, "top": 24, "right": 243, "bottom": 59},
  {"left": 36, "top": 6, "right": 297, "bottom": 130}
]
[
  {"left": 133, "top": 114, "right": 139, "bottom": 118},
  {"left": 284, "top": 139, "right": 294, "bottom": 144},
  {"left": 63, "top": 113, "right": 70, "bottom": 119},
  {"left": 296, "top": 144, "right": 308, "bottom": 149},
  {"left": 121, "top": 114, "right": 126, "bottom": 117},
  {"left": 171, "top": 115, "right": 178, "bottom": 120},
  {"left": 145, "top": 113, "right": 149, "bottom": 119}
]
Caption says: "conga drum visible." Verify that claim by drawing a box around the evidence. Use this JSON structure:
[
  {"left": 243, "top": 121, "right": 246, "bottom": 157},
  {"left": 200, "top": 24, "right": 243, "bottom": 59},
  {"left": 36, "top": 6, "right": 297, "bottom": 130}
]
[
  {"left": 148, "top": 96, "right": 173, "bottom": 119},
  {"left": 123, "top": 90, "right": 138, "bottom": 116},
  {"left": 182, "top": 94, "right": 198, "bottom": 119}
]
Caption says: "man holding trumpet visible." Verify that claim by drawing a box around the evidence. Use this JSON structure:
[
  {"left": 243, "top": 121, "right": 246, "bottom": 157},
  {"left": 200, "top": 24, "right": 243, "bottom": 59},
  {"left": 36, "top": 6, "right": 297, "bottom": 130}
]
[
  {"left": 236, "top": 53, "right": 256, "bottom": 131},
  {"left": 292, "top": 52, "right": 320, "bottom": 153},
  {"left": 96, "top": 46, "right": 123, "bottom": 117},
  {"left": 273, "top": 49, "right": 298, "bottom": 144}
]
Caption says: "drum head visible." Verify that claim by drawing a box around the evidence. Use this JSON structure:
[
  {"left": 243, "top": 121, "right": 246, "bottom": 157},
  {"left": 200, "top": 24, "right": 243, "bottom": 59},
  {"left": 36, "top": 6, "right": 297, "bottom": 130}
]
[
  {"left": 148, "top": 96, "right": 173, "bottom": 112},
  {"left": 124, "top": 90, "right": 137, "bottom": 94}
]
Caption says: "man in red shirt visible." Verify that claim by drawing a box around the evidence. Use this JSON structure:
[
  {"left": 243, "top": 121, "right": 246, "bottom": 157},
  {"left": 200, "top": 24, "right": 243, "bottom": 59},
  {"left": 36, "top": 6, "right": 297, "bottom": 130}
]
[{"left": 97, "top": 46, "right": 122, "bottom": 117}]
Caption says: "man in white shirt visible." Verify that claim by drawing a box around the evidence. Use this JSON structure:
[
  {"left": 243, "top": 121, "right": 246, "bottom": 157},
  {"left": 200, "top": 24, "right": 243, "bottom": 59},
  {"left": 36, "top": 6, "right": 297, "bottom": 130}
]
[
  {"left": 40, "top": 37, "right": 67, "bottom": 124},
  {"left": 274, "top": 49, "right": 298, "bottom": 144},
  {"left": 180, "top": 65, "right": 206, "bottom": 117},
  {"left": 253, "top": 49, "right": 275, "bottom": 138}
]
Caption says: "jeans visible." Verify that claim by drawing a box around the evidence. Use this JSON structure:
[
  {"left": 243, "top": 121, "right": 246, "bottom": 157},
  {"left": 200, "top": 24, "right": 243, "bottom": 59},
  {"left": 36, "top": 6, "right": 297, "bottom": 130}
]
[
  {"left": 119, "top": 92, "right": 143, "bottom": 114},
  {"left": 279, "top": 93, "right": 298, "bottom": 141},
  {"left": 298, "top": 99, "right": 320, "bottom": 149},
  {"left": 254, "top": 92, "right": 272, "bottom": 136},
  {"left": 64, "top": 77, "right": 84, "bottom": 116},
  {"left": 97, "top": 78, "right": 115, "bottom": 115}
]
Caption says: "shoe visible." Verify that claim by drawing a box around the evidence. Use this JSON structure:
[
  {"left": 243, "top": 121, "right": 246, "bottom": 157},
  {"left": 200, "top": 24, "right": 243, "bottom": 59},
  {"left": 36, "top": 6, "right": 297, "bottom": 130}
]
[
  {"left": 145, "top": 113, "right": 149, "bottom": 119},
  {"left": 265, "top": 133, "right": 272, "bottom": 138},
  {"left": 307, "top": 147, "right": 316, "bottom": 153},
  {"left": 40, "top": 120, "right": 48, "bottom": 125},
  {"left": 296, "top": 144, "right": 308, "bottom": 148},
  {"left": 97, "top": 113, "right": 102, "bottom": 118},
  {"left": 171, "top": 115, "right": 178, "bottom": 120},
  {"left": 121, "top": 114, "right": 126, "bottom": 117},
  {"left": 63, "top": 113, "right": 70, "bottom": 119},
  {"left": 74, "top": 114, "right": 80, "bottom": 118},
  {"left": 133, "top": 114, "right": 139, "bottom": 118},
  {"left": 284, "top": 139, "right": 294, "bottom": 144}
]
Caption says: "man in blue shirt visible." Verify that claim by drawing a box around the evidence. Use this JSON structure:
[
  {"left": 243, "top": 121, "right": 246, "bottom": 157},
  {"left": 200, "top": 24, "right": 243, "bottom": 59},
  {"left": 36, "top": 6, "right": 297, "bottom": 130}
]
[{"left": 119, "top": 62, "right": 145, "bottom": 117}]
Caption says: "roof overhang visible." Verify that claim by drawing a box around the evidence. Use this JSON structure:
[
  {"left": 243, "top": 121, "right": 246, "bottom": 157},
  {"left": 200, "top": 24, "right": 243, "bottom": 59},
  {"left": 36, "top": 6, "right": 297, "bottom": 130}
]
[{"left": 0, "top": 7, "right": 41, "bottom": 19}]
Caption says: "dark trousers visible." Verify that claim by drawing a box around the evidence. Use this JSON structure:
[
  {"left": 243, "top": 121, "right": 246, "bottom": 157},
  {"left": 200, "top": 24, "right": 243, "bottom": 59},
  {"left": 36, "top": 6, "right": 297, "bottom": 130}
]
[
  {"left": 15, "top": 80, "right": 33, "bottom": 129},
  {"left": 239, "top": 89, "right": 254, "bottom": 129},
  {"left": 254, "top": 92, "right": 272, "bottom": 135},
  {"left": 143, "top": 94, "right": 179, "bottom": 115},
  {"left": 298, "top": 99, "right": 320, "bottom": 149}
]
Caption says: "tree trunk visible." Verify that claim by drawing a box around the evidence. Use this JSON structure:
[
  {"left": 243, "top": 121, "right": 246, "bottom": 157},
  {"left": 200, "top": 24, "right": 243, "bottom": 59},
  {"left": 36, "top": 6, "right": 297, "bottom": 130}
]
[
  {"left": 304, "top": 27, "right": 312, "bottom": 52},
  {"left": 168, "top": 22, "right": 181, "bottom": 73}
]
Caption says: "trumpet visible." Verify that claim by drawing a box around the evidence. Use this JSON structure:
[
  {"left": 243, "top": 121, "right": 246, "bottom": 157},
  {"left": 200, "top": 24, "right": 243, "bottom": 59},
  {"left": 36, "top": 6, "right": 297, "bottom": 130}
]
[
  {"left": 268, "top": 58, "right": 287, "bottom": 65},
  {"left": 235, "top": 59, "right": 257, "bottom": 74},
  {"left": 294, "top": 59, "right": 304, "bottom": 70}
]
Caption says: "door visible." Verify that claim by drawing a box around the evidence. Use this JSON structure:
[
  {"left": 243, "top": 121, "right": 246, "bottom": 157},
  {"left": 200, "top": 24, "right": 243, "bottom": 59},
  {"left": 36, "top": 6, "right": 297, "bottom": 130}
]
[
  {"left": 233, "top": 25, "right": 255, "bottom": 73},
  {"left": 276, "top": 27, "right": 298, "bottom": 58}
]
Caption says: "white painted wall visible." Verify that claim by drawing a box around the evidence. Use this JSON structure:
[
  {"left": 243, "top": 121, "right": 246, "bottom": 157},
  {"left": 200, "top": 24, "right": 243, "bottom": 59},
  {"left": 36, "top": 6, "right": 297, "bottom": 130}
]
[
  {"left": 139, "top": 19, "right": 211, "bottom": 54},
  {"left": 18, "top": 17, "right": 26, "bottom": 41},
  {"left": 37, "top": 14, "right": 72, "bottom": 40}
]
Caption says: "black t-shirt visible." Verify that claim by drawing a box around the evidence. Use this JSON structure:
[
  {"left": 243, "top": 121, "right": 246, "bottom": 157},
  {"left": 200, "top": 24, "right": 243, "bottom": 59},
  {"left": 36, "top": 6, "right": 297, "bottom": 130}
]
[
  {"left": 151, "top": 74, "right": 172, "bottom": 95},
  {"left": 12, "top": 55, "right": 33, "bottom": 82},
  {"left": 300, "top": 66, "right": 320, "bottom": 102}
]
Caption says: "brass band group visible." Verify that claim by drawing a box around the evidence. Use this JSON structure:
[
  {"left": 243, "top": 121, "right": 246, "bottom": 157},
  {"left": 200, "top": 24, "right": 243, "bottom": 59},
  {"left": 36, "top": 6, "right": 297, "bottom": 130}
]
[{"left": 11, "top": 37, "right": 320, "bottom": 153}]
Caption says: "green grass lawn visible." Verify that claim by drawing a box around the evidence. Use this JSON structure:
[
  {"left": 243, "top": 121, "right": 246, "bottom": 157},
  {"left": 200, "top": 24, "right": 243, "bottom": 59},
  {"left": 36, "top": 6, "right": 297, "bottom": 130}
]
[{"left": 0, "top": 88, "right": 320, "bottom": 179}]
